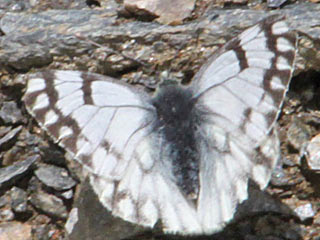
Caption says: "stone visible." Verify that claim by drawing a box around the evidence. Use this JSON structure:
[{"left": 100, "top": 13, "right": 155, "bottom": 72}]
[
  {"left": 234, "top": 185, "right": 292, "bottom": 219},
  {"left": 0, "top": 222, "right": 32, "bottom": 240},
  {"left": 294, "top": 203, "right": 315, "bottom": 221},
  {"left": 10, "top": 187, "right": 28, "bottom": 213},
  {"left": 0, "top": 155, "right": 37, "bottom": 188},
  {"left": 35, "top": 165, "right": 77, "bottom": 191},
  {"left": 270, "top": 166, "right": 293, "bottom": 187},
  {"left": 123, "top": 0, "right": 196, "bottom": 25},
  {"left": 267, "top": 0, "right": 288, "bottom": 8},
  {"left": 32, "top": 224, "right": 52, "bottom": 240},
  {"left": 0, "top": 5, "right": 319, "bottom": 73},
  {"left": 29, "top": 192, "right": 68, "bottom": 219},
  {"left": 60, "top": 189, "right": 73, "bottom": 199},
  {"left": 0, "top": 102, "right": 23, "bottom": 124},
  {"left": 0, "top": 126, "right": 12, "bottom": 139},
  {"left": 65, "top": 208, "right": 78, "bottom": 235},
  {"left": 67, "top": 179, "right": 147, "bottom": 240},
  {"left": 0, "top": 194, "right": 10, "bottom": 208},
  {"left": 0, "top": 209, "right": 14, "bottom": 221},
  {"left": 0, "top": 126, "right": 22, "bottom": 148},
  {"left": 287, "top": 117, "right": 311, "bottom": 154},
  {"left": 306, "top": 133, "right": 320, "bottom": 170}
]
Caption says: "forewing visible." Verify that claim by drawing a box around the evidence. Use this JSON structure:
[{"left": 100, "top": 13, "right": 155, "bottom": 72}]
[
  {"left": 191, "top": 16, "right": 296, "bottom": 230},
  {"left": 24, "top": 70, "right": 157, "bottom": 182},
  {"left": 192, "top": 15, "right": 296, "bottom": 140}
]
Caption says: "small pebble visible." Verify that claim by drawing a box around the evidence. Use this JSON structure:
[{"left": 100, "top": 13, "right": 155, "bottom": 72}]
[
  {"left": 29, "top": 192, "right": 68, "bottom": 219},
  {"left": 294, "top": 203, "right": 315, "bottom": 221},
  {"left": 61, "top": 189, "right": 73, "bottom": 200},
  {"left": 0, "top": 155, "right": 37, "bottom": 188},
  {"left": 0, "top": 209, "right": 14, "bottom": 221},
  {"left": 10, "top": 187, "right": 28, "bottom": 213},
  {"left": 306, "top": 134, "right": 320, "bottom": 170},
  {"left": 35, "top": 165, "right": 77, "bottom": 191},
  {"left": 0, "top": 101, "right": 23, "bottom": 124}
]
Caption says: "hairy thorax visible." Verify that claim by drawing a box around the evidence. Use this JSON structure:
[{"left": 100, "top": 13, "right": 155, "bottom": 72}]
[{"left": 152, "top": 83, "right": 205, "bottom": 201}]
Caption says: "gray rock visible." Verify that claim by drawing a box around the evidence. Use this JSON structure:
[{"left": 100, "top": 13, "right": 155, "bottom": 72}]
[
  {"left": 2, "top": 145, "right": 26, "bottom": 166},
  {"left": 294, "top": 203, "right": 315, "bottom": 221},
  {"left": 0, "top": 0, "right": 29, "bottom": 11},
  {"left": 60, "top": 189, "right": 73, "bottom": 199},
  {"left": 67, "top": 179, "right": 147, "bottom": 240},
  {"left": 0, "top": 209, "right": 14, "bottom": 221},
  {"left": 0, "top": 194, "right": 10, "bottom": 208},
  {"left": 10, "top": 1, "right": 26, "bottom": 12},
  {"left": 32, "top": 223, "right": 58, "bottom": 240},
  {"left": 27, "top": 176, "right": 42, "bottom": 193},
  {"left": 65, "top": 208, "right": 78, "bottom": 235},
  {"left": 267, "top": 0, "right": 288, "bottom": 8},
  {"left": 0, "top": 0, "right": 13, "bottom": 10},
  {"left": 313, "top": 210, "right": 320, "bottom": 225},
  {"left": 0, "top": 102, "right": 23, "bottom": 124},
  {"left": 0, "top": 9, "right": 116, "bottom": 71},
  {"left": 32, "top": 224, "right": 52, "bottom": 240},
  {"left": 0, "top": 155, "right": 38, "bottom": 188},
  {"left": 287, "top": 117, "right": 311, "bottom": 155},
  {"left": 305, "top": 134, "right": 320, "bottom": 170},
  {"left": 3, "top": 46, "right": 53, "bottom": 72},
  {"left": 29, "top": 192, "right": 68, "bottom": 219},
  {"left": 234, "top": 185, "right": 292, "bottom": 219},
  {"left": 10, "top": 187, "right": 28, "bottom": 213},
  {"left": 0, "top": 4, "right": 319, "bottom": 73},
  {"left": 0, "top": 126, "right": 22, "bottom": 148},
  {"left": 17, "top": 128, "right": 42, "bottom": 147},
  {"left": 35, "top": 165, "right": 77, "bottom": 191},
  {"left": 270, "top": 166, "right": 293, "bottom": 187},
  {"left": 0, "top": 126, "right": 11, "bottom": 138}
]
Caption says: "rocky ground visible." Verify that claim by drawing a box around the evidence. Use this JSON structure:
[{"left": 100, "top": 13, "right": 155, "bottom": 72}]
[{"left": 0, "top": 0, "right": 320, "bottom": 239}]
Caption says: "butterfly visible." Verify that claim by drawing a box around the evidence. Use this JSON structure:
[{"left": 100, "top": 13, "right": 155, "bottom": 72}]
[{"left": 23, "top": 15, "right": 296, "bottom": 235}]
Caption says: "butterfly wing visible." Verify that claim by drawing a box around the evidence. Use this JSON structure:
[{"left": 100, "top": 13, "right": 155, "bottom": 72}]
[
  {"left": 23, "top": 70, "right": 205, "bottom": 234},
  {"left": 24, "top": 70, "right": 154, "bottom": 171},
  {"left": 190, "top": 15, "right": 296, "bottom": 230}
]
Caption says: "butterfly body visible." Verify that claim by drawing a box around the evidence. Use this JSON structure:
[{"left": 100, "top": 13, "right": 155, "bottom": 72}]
[
  {"left": 23, "top": 15, "right": 297, "bottom": 235},
  {"left": 151, "top": 83, "right": 205, "bottom": 200}
]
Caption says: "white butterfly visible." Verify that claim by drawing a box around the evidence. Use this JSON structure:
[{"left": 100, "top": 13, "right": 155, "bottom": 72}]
[{"left": 23, "top": 15, "right": 296, "bottom": 235}]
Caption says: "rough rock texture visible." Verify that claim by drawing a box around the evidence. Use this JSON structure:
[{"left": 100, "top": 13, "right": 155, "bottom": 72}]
[
  {"left": 35, "top": 165, "right": 77, "bottom": 191},
  {"left": 123, "top": 0, "right": 196, "bottom": 25},
  {"left": 0, "top": 3, "right": 319, "bottom": 76},
  {"left": 0, "top": 222, "right": 32, "bottom": 240},
  {"left": 306, "top": 134, "right": 320, "bottom": 170},
  {"left": 0, "top": 0, "right": 320, "bottom": 239},
  {"left": 29, "top": 191, "right": 68, "bottom": 219},
  {"left": 0, "top": 156, "right": 37, "bottom": 188}
]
